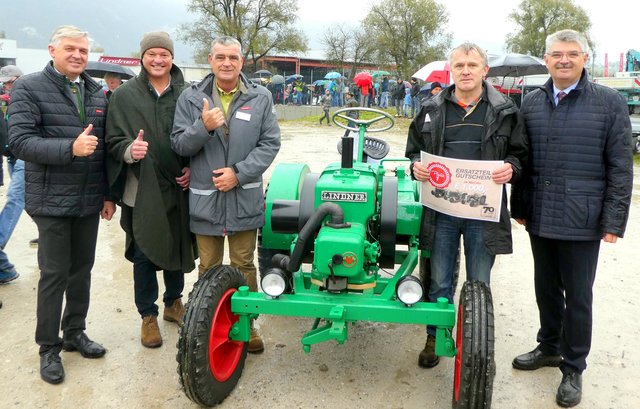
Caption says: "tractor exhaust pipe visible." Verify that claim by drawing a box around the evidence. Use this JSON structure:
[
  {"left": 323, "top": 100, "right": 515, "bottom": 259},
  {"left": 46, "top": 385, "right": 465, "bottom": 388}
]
[
  {"left": 341, "top": 136, "right": 353, "bottom": 169},
  {"left": 272, "top": 202, "right": 347, "bottom": 273}
]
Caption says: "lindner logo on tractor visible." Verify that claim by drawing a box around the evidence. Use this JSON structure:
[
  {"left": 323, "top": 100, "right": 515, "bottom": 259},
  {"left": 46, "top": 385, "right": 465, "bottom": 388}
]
[{"left": 321, "top": 191, "right": 367, "bottom": 202}]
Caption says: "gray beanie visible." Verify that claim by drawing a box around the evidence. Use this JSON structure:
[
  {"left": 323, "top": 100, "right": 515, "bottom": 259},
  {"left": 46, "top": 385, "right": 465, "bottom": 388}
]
[{"left": 139, "top": 31, "right": 174, "bottom": 58}]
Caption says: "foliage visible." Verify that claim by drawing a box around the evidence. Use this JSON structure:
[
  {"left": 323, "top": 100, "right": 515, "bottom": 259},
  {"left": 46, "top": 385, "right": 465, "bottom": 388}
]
[
  {"left": 506, "top": 0, "right": 593, "bottom": 57},
  {"left": 362, "top": 0, "right": 451, "bottom": 79},
  {"left": 179, "top": 0, "right": 308, "bottom": 66},
  {"left": 322, "top": 24, "right": 377, "bottom": 79}
]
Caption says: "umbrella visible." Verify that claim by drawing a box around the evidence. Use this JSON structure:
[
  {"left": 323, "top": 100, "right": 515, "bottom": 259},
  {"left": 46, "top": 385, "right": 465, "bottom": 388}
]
[
  {"left": 271, "top": 74, "right": 285, "bottom": 84},
  {"left": 285, "top": 74, "right": 303, "bottom": 84},
  {"left": 371, "top": 70, "right": 391, "bottom": 77},
  {"left": 325, "top": 71, "right": 341, "bottom": 79},
  {"left": 254, "top": 69, "right": 272, "bottom": 77},
  {"left": 412, "top": 60, "right": 450, "bottom": 84},
  {"left": 487, "top": 53, "right": 547, "bottom": 77},
  {"left": 353, "top": 71, "right": 373, "bottom": 87},
  {"left": 86, "top": 61, "right": 135, "bottom": 79},
  {"left": 313, "top": 79, "right": 330, "bottom": 86}
]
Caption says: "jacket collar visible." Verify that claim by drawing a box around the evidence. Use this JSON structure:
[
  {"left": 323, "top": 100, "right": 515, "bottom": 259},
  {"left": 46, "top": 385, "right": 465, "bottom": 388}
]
[
  {"left": 431, "top": 80, "right": 515, "bottom": 112},
  {"left": 542, "top": 69, "right": 589, "bottom": 100},
  {"left": 195, "top": 71, "right": 256, "bottom": 95},
  {"left": 43, "top": 61, "right": 102, "bottom": 94}
]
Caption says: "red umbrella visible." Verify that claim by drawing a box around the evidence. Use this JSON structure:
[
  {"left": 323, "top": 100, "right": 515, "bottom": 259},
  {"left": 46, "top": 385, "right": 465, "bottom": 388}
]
[
  {"left": 353, "top": 71, "right": 373, "bottom": 87},
  {"left": 412, "top": 60, "right": 451, "bottom": 84}
]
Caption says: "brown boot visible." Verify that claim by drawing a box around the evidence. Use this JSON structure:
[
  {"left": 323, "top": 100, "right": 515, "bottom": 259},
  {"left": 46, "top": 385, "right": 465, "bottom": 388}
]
[
  {"left": 418, "top": 334, "right": 439, "bottom": 368},
  {"left": 248, "top": 325, "right": 264, "bottom": 354},
  {"left": 163, "top": 298, "right": 185, "bottom": 326},
  {"left": 141, "top": 316, "right": 162, "bottom": 348}
]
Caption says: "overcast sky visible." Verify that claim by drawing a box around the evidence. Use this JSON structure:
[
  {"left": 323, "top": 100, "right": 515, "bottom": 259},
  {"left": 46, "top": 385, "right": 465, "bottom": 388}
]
[{"left": 5, "top": 0, "right": 638, "bottom": 67}]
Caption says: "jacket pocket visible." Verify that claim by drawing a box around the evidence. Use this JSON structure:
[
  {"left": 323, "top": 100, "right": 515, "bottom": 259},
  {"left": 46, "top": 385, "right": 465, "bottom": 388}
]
[
  {"left": 563, "top": 179, "right": 604, "bottom": 229},
  {"left": 189, "top": 188, "right": 224, "bottom": 225},
  {"left": 236, "top": 181, "right": 264, "bottom": 219}
]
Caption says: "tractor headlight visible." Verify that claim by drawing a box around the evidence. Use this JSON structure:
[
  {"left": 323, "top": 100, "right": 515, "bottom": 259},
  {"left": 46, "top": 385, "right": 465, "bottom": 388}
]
[
  {"left": 261, "top": 268, "right": 288, "bottom": 298},
  {"left": 396, "top": 276, "right": 423, "bottom": 306}
]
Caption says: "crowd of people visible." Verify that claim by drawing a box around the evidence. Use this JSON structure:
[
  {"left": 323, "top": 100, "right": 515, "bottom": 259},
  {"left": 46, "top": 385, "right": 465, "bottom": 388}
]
[{"left": 0, "top": 25, "right": 633, "bottom": 409}]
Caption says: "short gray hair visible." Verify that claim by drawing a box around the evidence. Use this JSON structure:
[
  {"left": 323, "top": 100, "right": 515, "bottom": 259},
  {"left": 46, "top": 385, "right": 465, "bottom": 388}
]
[
  {"left": 448, "top": 42, "right": 489, "bottom": 67},
  {"left": 104, "top": 72, "right": 122, "bottom": 81},
  {"left": 49, "top": 25, "right": 89, "bottom": 47},
  {"left": 545, "top": 29, "right": 589, "bottom": 55},
  {"left": 210, "top": 36, "right": 243, "bottom": 55}
]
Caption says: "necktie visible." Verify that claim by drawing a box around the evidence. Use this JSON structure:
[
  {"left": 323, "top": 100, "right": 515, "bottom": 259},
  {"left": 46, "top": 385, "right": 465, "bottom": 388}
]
[
  {"left": 69, "top": 82, "right": 85, "bottom": 123},
  {"left": 557, "top": 91, "right": 567, "bottom": 104}
]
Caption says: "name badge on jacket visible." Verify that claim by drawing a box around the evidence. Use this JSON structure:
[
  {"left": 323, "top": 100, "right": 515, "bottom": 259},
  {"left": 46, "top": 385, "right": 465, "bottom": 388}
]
[{"left": 235, "top": 111, "right": 251, "bottom": 121}]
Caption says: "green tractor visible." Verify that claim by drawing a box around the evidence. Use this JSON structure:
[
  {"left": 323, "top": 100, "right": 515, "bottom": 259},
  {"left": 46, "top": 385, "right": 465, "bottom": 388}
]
[{"left": 176, "top": 108, "right": 495, "bottom": 408}]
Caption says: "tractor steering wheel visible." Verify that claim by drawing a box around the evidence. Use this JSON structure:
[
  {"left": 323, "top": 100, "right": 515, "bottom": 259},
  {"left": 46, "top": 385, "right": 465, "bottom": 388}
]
[{"left": 331, "top": 107, "right": 395, "bottom": 133}]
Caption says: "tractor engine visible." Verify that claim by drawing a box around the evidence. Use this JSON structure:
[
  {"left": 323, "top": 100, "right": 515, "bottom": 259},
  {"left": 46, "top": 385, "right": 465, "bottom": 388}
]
[{"left": 265, "top": 137, "right": 421, "bottom": 292}]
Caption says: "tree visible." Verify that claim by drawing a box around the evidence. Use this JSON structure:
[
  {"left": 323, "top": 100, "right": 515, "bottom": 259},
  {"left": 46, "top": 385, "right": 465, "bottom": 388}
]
[
  {"left": 178, "top": 0, "right": 308, "bottom": 67},
  {"left": 363, "top": 0, "right": 451, "bottom": 79},
  {"left": 322, "top": 24, "right": 376, "bottom": 78},
  {"left": 506, "top": 0, "right": 593, "bottom": 57}
]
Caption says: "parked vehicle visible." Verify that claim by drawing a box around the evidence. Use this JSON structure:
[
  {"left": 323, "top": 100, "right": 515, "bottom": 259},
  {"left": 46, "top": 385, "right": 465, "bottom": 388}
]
[{"left": 593, "top": 49, "right": 640, "bottom": 115}]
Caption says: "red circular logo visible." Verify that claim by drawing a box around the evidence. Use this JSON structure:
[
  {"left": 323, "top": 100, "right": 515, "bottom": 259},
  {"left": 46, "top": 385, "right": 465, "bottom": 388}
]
[
  {"left": 427, "top": 162, "right": 452, "bottom": 189},
  {"left": 342, "top": 252, "right": 357, "bottom": 268}
]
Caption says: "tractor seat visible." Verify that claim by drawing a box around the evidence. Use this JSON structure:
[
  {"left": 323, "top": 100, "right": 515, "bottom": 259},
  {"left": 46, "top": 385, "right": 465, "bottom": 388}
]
[{"left": 337, "top": 136, "right": 391, "bottom": 161}]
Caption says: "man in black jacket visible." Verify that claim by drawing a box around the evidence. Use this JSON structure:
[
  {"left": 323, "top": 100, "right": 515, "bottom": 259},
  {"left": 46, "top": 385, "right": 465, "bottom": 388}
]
[
  {"left": 405, "top": 42, "right": 527, "bottom": 369},
  {"left": 8, "top": 25, "right": 116, "bottom": 385},
  {"left": 510, "top": 29, "right": 633, "bottom": 408}
]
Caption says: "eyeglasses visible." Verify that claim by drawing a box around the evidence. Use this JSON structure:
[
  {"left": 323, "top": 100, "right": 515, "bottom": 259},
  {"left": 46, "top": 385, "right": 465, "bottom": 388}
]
[{"left": 547, "top": 51, "right": 584, "bottom": 60}]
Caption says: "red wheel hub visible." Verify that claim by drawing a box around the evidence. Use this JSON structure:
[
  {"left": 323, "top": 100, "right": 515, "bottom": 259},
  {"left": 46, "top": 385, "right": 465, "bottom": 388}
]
[
  {"left": 208, "top": 288, "right": 244, "bottom": 382},
  {"left": 453, "top": 305, "right": 463, "bottom": 401}
]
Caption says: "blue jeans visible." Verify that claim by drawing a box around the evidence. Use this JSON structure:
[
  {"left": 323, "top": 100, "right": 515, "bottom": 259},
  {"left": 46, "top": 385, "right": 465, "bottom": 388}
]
[
  {"left": 427, "top": 212, "right": 495, "bottom": 336},
  {"left": 380, "top": 91, "right": 389, "bottom": 108},
  {"left": 411, "top": 96, "right": 421, "bottom": 118},
  {"left": 132, "top": 241, "right": 184, "bottom": 317},
  {"left": 0, "top": 159, "right": 25, "bottom": 272}
]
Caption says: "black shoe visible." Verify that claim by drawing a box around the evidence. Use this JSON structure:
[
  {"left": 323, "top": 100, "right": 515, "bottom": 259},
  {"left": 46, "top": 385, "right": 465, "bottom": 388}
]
[
  {"left": 418, "top": 334, "right": 439, "bottom": 368},
  {"left": 556, "top": 371, "right": 582, "bottom": 407},
  {"left": 40, "top": 350, "right": 64, "bottom": 384},
  {"left": 62, "top": 332, "right": 106, "bottom": 358},
  {"left": 512, "top": 347, "right": 562, "bottom": 370}
]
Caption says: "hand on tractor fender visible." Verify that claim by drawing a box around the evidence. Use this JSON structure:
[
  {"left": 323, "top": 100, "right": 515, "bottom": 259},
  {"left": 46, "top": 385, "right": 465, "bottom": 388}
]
[
  {"left": 212, "top": 167, "right": 238, "bottom": 192},
  {"left": 413, "top": 162, "right": 430, "bottom": 182}
]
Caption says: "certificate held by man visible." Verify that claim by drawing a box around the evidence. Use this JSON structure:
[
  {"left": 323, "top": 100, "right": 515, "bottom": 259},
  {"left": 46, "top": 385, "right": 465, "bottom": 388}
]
[{"left": 420, "top": 151, "right": 503, "bottom": 223}]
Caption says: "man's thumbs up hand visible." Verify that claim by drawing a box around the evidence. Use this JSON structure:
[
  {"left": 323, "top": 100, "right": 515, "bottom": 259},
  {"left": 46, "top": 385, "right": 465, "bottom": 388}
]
[
  {"left": 201, "top": 98, "right": 225, "bottom": 132},
  {"left": 72, "top": 124, "right": 98, "bottom": 157},
  {"left": 131, "top": 129, "right": 148, "bottom": 161}
]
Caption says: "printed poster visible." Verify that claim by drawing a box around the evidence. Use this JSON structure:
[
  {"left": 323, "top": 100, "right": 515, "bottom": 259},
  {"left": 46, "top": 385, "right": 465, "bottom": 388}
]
[{"left": 420, "top": 152, "right": 503, "bottom": 223}]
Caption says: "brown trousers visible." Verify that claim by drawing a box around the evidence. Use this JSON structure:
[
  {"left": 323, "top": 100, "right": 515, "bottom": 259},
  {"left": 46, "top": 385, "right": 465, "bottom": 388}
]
[{"left": 196, "top": 230, "right": 258, "bottom": 291}]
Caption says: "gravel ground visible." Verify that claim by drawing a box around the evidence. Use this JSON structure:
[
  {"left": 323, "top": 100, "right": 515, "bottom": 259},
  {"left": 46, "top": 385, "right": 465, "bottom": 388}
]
[{"left": 1, "top": 120, "right": 639, "bottom": 409}]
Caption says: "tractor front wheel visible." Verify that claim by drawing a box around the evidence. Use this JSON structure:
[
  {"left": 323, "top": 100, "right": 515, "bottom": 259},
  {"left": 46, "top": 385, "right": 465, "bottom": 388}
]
[
  {"left": 177, "top": 265, "right": 248, "bottom": 407},
  {"left": 452, "top": 281, "right": 495, "bottom": 409}
]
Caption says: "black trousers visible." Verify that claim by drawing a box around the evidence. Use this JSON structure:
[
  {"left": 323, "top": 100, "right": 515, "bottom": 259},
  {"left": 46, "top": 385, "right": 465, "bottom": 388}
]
[
  {"left": 33, "top": 214, "right": 99, "bottom": 353},
  {"left": 529, "top": 234, "right": 600, "bottom": 373}
]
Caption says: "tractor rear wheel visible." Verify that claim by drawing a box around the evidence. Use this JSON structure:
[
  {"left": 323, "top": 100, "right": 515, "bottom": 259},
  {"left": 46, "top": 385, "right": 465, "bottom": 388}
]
[
  {"left": 452, "top": 281, "right": 495, "bottom": 409},
  {"left": 177, "top": 265, "right": 248, "bottom": 407}
]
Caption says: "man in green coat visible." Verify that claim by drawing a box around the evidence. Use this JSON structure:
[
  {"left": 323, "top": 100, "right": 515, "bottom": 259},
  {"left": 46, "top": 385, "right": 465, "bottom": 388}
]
[{"left": 106, "top": 32, "right": 196, "bottom": 348}]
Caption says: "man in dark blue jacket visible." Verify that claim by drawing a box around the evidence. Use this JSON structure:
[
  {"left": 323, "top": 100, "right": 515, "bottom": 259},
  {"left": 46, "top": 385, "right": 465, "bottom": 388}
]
[
  {"left": 8, "top": 25, "right": 116, "bottom": 385},
  {"left": 510, "top": 29, "right": 633, "bottom": 408}
]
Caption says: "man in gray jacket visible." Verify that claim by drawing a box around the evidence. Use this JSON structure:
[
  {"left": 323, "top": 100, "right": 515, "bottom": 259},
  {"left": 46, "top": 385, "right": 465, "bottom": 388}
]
[{"left": 171, "top": 36, "right": 280, "bottom": 353}]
